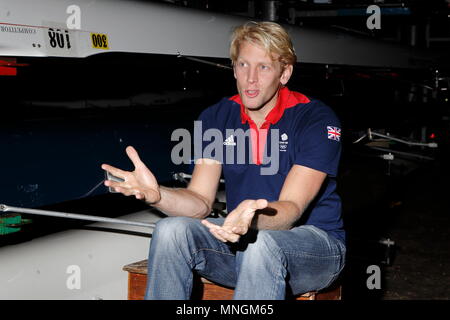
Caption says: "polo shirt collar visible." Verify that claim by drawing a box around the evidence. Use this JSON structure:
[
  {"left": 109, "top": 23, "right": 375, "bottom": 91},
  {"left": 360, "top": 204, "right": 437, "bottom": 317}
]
[{"left": 238, "top": 86, "right": 292, "bottom": 125}]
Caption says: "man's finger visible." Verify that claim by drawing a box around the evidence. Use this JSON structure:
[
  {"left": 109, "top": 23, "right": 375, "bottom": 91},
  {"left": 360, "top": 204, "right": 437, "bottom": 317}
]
[
  {"left": 202, "top": 220, "right": 234, "bottom": 242},
  {"left": 218, "top": 229, "right": 240, "bottom": 243},
  {"left": 211, "top": 229, "right": 228, "bottom": 243},
  {"left": 104, "top": 180, "right": 123, "bottom": 189},
  {"left": 231, "top": 225, "right": 247, "bottom": 235},
  {"left": 208, "top": 224, "right": 238, "bottom": 242},
  {"left": 215, "top": 227, "right": 240, "bottom": 243},
  {"left": 201, "top": 219, "right": 217, "bottom": 229},
  {"left": 116, "top": 186, "right": 134, "bottom": 196},
  {"left": 207, "top": 225, "right": 228, "bottom": 243},
  {"left": 102, "top": 164, "right": 127, "bottom": 180},
  {"left": 201, "top": 220, "right": 221, "bottom": 233},
  {"left": 126, "top": 146, "right": 144, "bottom": 168}
]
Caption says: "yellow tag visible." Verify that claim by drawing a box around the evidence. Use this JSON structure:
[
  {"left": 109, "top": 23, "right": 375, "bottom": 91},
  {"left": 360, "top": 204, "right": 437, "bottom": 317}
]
[{"left": 91, "top": 33, "right": 109, "bottom": 50}]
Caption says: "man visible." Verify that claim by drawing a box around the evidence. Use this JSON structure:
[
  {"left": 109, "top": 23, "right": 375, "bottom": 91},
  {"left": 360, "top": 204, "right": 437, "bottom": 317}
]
[{"left": 102, "top": 21, "right": 345, "bottom": 300}]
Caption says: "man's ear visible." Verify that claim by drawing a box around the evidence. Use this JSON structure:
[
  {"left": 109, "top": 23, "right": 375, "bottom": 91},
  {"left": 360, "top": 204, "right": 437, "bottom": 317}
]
[
  {"left": 233, "top": 65, "right": 237, "bottom": 79},
  {"left": 280, "top": 64, "right": 293, "bottom": 86}
]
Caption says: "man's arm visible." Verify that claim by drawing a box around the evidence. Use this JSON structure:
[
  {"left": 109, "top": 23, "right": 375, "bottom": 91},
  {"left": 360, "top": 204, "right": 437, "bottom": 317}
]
[
  {"left": 253, "top": 164, "right": 326, "bottom": 230},
  {"left": 153, "top": 159, "right": 222, "bottom": 218},
  {"left": 102, "top": 146, "right": 221, "bottom": 219}
]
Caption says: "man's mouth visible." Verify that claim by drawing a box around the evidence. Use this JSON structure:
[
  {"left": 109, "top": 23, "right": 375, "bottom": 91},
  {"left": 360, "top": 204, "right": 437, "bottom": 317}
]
[{"left": 244, "top": 90, "right": 259, "bottom": 98}]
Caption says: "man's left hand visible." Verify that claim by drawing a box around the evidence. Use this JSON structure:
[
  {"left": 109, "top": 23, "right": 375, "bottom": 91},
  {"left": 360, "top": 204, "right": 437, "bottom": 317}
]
[{"left": 201, "top": 199, "right": 268, "bottom": 243}]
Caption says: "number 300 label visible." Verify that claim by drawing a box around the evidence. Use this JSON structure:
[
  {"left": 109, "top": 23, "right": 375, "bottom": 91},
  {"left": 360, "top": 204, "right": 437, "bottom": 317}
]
[{"left": 91, "top": 33, "right": 109, "bottom": 50}]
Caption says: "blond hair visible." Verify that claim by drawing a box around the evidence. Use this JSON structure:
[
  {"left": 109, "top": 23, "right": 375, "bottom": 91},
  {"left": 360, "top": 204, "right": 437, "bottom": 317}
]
[{"left": 230, "top": 21, "right": 297, "bottom": 67}]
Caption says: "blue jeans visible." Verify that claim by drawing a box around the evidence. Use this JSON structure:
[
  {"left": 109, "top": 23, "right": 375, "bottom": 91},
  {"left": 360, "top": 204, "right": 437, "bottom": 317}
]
[{"left": 144, "top": 216, "right": 346, "bottom": 300}]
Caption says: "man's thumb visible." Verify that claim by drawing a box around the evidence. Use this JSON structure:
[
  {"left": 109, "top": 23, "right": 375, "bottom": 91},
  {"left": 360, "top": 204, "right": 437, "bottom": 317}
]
[
  {"left": 243, "top": 199, "right": 268, "bottom": 214},
  {"left": 126, "top": 146, "right": 144, "bottom": 168},
  {"left": 255, "top": 199, "right": 268, "bottom": 210}
]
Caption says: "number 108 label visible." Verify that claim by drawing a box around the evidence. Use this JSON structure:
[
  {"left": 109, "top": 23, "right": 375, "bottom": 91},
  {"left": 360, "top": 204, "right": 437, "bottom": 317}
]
[{"left": 44, "top": 25, "right": 77, "bottom": 57}]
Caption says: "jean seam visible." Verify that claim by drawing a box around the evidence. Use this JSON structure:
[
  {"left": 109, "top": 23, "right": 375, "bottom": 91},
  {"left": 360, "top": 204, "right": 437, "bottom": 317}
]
[
  {"left": 188, "top": 248, "right": 235, "bottom": 267},
  {"left": 266, "top": 237, "right": 287, "bottom": 298},
  {"left": 283, "top": 250, "right": 341, "bottom": 259},
  {"left": 291, "top": 225, "right": 345, "bottom": 258}
]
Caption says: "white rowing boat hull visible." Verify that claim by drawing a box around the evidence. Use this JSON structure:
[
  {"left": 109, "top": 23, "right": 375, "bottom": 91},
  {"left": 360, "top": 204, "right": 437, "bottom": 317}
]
[{"left": 0, "top": 210, "right": 161, "bottom": 300}]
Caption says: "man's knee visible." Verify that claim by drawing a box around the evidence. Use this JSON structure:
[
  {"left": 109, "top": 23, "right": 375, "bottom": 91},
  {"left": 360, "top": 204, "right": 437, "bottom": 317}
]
[
  {"left": 153, "top": 216, "right": 200, "bottom": 243},
  {"left": 241, "top": 231, "right": 284, "bottom": 264}
]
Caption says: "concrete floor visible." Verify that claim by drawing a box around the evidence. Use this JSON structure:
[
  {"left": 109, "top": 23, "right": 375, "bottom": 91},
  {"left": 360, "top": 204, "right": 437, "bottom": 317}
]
[{"left": 341, "top": 159, "right": 450, "bottom": 300}]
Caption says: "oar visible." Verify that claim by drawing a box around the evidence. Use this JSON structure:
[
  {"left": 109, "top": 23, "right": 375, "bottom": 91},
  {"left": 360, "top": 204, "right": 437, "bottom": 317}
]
[{"left": 0, "top": 204, "right": 156, "bottom": 229}]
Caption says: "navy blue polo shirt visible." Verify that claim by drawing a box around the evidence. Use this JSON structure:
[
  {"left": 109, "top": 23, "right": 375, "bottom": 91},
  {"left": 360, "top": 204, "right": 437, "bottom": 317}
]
[{"left": 195, "top": 87, "right": 345, "bottom": 243}]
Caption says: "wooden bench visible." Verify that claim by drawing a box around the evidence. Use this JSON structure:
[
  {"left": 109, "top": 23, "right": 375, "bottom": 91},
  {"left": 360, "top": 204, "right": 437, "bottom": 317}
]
[{"left": 123, "top": 259, "right": 342, "bottom": 300}]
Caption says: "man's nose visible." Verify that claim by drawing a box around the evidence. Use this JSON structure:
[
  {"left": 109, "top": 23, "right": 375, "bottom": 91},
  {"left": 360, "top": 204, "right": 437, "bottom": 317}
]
[{"left": 247, "top": 67, "right": 258, "bottom": 84}]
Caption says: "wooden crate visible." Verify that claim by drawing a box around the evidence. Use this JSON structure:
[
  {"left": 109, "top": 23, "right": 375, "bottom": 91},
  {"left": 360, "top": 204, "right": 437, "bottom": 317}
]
[{"left": 123, "top": 259, "right": 341, "bottom": 300}]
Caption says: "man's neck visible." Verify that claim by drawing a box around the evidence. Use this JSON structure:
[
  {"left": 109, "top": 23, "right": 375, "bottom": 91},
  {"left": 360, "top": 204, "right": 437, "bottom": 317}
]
[
  {"left": 246, "top": 96, "right": 278, "bottom": 128},
  {"left": 246, "top": 110, "right": 267, "bottom": 128}
]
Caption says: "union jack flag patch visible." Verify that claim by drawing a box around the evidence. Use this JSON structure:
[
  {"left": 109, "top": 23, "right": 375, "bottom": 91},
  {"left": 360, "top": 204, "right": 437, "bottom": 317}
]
[{"left": 327, "top": 126, "right": 341, "bottom": 141}]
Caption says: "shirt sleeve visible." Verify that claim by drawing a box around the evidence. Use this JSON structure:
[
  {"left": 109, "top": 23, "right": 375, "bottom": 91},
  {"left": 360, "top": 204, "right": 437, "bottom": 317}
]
[
  {"left": 294, "top": 104, "right": 342, "bottom": 177},
  {"left": 192, "top": 104, "right": 223, "bottom": 163}
]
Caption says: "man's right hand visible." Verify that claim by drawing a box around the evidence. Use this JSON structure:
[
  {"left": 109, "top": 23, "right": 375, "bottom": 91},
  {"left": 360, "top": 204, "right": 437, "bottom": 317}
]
[{"left": 102, "top": 146, "right": 161, "bottom": 204}]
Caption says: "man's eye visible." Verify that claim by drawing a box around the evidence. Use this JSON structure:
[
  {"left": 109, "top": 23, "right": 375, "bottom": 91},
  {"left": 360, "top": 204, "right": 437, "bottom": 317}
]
[{"left": 261, "top": 65, "right": 269, "bottom": 70}]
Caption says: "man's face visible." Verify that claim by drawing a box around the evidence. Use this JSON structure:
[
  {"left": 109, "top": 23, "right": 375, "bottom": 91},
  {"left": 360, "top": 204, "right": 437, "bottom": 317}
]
[{"left": 233, "top": 41, "right": 292, "bottom": 112}]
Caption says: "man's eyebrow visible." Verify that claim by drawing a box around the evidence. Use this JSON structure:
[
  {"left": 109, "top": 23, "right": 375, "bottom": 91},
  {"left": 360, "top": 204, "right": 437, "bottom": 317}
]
[{"left": 236, "top": 56, "right": 275, "bottom": 65}]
